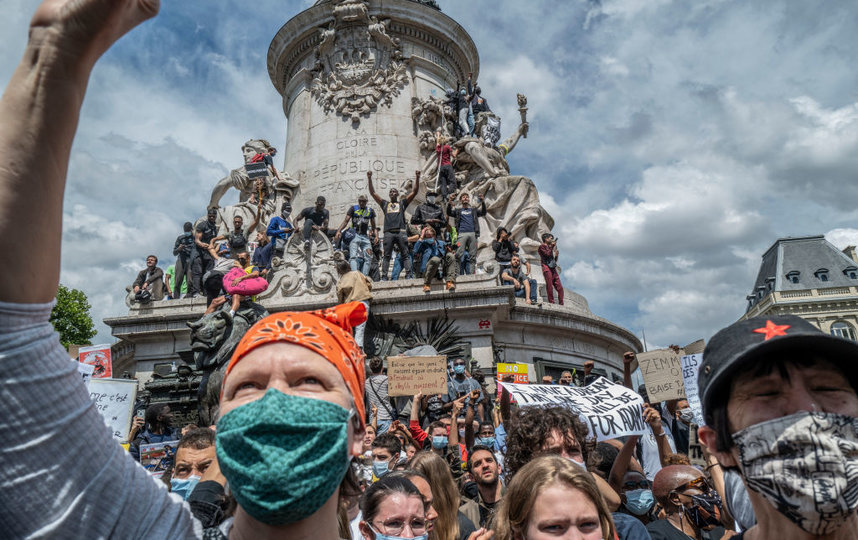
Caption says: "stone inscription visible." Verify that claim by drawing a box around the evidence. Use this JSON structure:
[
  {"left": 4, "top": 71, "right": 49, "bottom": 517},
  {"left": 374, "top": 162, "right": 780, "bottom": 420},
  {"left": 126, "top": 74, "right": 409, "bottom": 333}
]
[{"left": 306, "top": 134, "right": 414, "bottom": 218}]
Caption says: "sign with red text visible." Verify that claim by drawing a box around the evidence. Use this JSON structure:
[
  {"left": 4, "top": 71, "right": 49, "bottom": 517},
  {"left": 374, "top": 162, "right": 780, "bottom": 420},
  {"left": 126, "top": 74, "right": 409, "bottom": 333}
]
[{"left": 78, "top": 344, "right": 112, "bottom": 379}]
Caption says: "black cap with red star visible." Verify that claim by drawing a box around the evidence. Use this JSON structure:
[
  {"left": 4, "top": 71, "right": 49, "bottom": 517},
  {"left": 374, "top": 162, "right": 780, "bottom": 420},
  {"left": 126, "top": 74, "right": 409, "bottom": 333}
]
[{"left": 698, "top": 314, "right": 858, "bottom": 422}]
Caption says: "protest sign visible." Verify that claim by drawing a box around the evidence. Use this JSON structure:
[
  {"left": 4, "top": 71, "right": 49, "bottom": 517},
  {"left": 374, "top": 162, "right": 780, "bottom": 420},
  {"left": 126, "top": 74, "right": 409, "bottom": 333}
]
[
  {"left": 140, "top": 440, "right": 179, "bottom": 478},
  {"left": 498, "top": 377, "right": 646, "bottom": 441},
  {"left": 245, "top": 162, "right": 269, "bottom": 179},
  {"left": 681, "top": 353, "right": 706, "bottom": 426},
  {"left": 637, "top": 348, "right": 685, "bottom": 402},
  {"left": 75, "top": 361, "right": 95, "bottom": 388},
  {"left": 78, "top": 344, "right": 112, "bottom": 379},
  {"left": 88, "top": 378, "right": 137, "bottom": 442},
  {"left": 387, "top": 355, "right": 447, "bottom": 397},
  {"left": 496, "top": 363, "right": 529, "bottom": 399}
]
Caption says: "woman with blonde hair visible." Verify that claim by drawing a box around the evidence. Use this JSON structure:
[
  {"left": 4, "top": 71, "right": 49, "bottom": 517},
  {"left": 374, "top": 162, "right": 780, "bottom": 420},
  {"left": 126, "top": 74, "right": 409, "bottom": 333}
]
[
  {"left": 493, "top": 456, "right": 616, "bottom": 540},
  {"left": 409, "top": 451, "right": 479, "bottom": 540}
]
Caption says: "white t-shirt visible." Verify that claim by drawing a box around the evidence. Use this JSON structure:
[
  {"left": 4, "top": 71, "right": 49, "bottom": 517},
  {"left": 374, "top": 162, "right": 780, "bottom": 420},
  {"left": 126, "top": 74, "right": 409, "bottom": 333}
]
[{"left": 639, "top": 419, "right": 676, "bottom": 481}]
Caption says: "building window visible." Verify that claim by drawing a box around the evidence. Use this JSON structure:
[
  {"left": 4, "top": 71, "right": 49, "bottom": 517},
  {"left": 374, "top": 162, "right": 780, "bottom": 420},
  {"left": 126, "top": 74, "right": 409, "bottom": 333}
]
[
  {"left": 830, "top": 321, "right": 857, "bottom": 341},
  {"left": 815, "top": 268, "right": 830, "bottom": 281},
  {"left": 844, "top": 267, "right": 858, "bottom": 279},
  {"left": 786, "top": 271, "right": 800, "bottom": 284}
]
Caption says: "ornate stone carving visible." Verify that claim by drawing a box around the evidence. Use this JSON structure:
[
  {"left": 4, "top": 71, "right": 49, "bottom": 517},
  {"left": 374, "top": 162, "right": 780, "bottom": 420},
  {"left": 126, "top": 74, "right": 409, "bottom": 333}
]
[
  {"left": 206, "top": 139, "right": 299, "bottom": 237},
  {"left": 311, "top": 1, "right": 409, "bottom": 123},
  {"left": 259, "top": 232, "right": 338, "bottom": 299}
]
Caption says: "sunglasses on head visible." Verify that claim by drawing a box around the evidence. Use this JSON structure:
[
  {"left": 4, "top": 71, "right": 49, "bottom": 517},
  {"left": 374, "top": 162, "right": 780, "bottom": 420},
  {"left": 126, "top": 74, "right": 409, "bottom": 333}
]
[{"left": 674, "top": 476, "right": 712, "bottom": 494}]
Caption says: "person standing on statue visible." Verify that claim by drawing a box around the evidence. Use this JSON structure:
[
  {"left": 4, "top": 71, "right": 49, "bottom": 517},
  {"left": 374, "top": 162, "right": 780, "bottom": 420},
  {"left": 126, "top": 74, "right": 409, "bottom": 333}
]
[
  {"left": 368, "top": 170, "right": 419, "bottom": 280},
  {"left": 294, "top": 196, "right": 330, "bottom": 251},
  {"left": 435, "top": 132, "right": 458, "bottom": 199},
  {"left": 192, "top": 208, "right": 219, "bottom": 296},
  {"left": 539, "top": 233, "right": 564, "bottom": 305},
  {"left": 334, "top": 195, "right": 377, "bottom": 276},
  {"left": 411, "top": 191, "right": 446, "bottom": 238},
  {"left": 172, "top": 221, "right": 195, "bottom": 298},
  {"left": 447, "top": 192, "right": 486, "bottom": 275}
]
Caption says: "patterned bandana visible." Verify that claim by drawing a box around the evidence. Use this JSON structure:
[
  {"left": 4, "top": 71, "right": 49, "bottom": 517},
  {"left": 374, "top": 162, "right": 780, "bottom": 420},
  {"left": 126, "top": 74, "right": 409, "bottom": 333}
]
[
  {"left": 733, "top": 411, "right": 858, "bottom": 535},
  {"left": 224, "top": 301, "right": 368, "bottom": 426}
]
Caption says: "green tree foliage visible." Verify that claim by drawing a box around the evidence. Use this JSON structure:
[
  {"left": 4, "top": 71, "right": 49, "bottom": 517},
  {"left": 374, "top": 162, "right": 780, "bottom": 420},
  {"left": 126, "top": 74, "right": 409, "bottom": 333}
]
[{"left": 50, "top": 284, "right": 97, "bottom": 350}]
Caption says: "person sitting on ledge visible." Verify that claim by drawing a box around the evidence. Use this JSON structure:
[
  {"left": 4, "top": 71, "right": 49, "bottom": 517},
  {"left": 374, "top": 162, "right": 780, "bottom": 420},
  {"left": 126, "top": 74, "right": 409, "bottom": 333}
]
[
  {"left": 492, "top": 227, "right": 519, "bottom": 277},
  {"left": 413, "top": 225, "right": 457, "bottom": 293},
  {"left": 132, "top": 255, "right": 165, "bottom": 303},
  {"left": 501, "top": 254, "right": 537, "bottom": 305}
]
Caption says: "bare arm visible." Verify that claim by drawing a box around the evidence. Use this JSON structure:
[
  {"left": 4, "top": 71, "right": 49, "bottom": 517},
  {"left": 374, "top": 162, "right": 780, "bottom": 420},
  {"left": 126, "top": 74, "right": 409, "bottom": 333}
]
[
  {"left": 499, "top": 374, "right": 513, "bottom": 426},
  {"left": 622, "top": 351, "right": 635, "bottom": 390},
  {"left": 645, "top": 405, "right": 674, "bottom": 466},
  {"left": 404, "top": 171, "right": 420, "bottom": 206},
  {"left": 0, "top": 0, "right": 159, "bottom": 303},
  {"left": 411, "top": 393, "right": 422, "bottom": 423},
  {"left": 334, "top": 214, "right": 351, "bottom": 238},
  {"left": 367, "top": 172, "right": 383, "bottom": 206},
  {"left": 608, "top": 435, "right": 640, "bottom": 494},
  {"left": 464, "top": 398, "right": 476, "bottom": 450}
]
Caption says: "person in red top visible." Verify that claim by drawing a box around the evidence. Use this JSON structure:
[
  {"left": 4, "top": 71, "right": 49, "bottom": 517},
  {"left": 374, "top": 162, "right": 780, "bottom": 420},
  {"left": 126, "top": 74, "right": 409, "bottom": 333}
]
[
  {"left": 435, "top": 132, "right": 457, "bottom": 200},
  {"left": 538, "top": 232, "right": 564, "bottom": 305}
]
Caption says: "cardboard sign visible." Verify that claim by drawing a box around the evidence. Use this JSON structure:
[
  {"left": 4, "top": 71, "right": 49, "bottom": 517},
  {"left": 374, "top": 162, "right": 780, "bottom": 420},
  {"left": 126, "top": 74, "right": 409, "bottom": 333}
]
[
  {"left": 498, "top": 377, "right": 646, "bottom": 441},
  {"left": 245, "top": 162, "right": 269, "bottom": 179},
  {"left": 75, "top": 361, "right": 95, "bottom": 388},
  {"left": 637, "top": 348, "right": 686, "bottom": 402},
  {"left": 387, "top": 355, "right": 448, "bottom": 397},
  {"left": 78, "top": 344, "right": 112, "bottom": 379},
  {"left": 88, "top": 378, "right": 137, "bottom": 442},
  {"left": 681, "top": 353, "right": 706, "bottom": 426},
  {"left": 139, "top": 440, "right": 179, "bottom": 478}
]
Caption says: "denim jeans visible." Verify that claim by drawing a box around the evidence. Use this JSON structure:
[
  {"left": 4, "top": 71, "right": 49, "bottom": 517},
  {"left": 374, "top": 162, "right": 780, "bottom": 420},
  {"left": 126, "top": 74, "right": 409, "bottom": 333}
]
[
  {"left": 513, "top": 278, "right": 538, "bottom": 302},
  {"left": 350, "top": 234, "right": 372, "bottom": 275},
  {"left": 391, "top": 252, "right": 413, "bottom": 280}
]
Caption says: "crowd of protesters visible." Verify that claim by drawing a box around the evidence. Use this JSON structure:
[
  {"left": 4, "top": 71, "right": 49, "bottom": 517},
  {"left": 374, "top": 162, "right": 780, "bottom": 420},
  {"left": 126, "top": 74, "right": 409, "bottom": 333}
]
[{"left": 3, "top": 2, "right": 858, "bottom": 540}]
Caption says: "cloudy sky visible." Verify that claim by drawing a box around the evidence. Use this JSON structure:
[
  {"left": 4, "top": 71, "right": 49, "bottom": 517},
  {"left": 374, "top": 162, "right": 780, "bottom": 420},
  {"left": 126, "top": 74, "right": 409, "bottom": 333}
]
[{"left": 3, "top": 0, "right": 858, "bottom": 349}]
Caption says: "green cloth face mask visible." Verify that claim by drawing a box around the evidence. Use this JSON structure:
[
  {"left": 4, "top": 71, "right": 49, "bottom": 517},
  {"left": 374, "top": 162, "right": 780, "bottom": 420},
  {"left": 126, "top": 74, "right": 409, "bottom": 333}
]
[{"left": 216, "top": 389, "right": 353, "bottom": 525}]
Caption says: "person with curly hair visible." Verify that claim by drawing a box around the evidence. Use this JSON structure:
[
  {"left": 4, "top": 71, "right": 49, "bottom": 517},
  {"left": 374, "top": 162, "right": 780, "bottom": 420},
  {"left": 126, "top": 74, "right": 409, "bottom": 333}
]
[
  {"left": 503, "top": 405, "right": 620, "bottom": 511},
  {"left": 493, "top": 455, "right": 617, "bottom": 540}
]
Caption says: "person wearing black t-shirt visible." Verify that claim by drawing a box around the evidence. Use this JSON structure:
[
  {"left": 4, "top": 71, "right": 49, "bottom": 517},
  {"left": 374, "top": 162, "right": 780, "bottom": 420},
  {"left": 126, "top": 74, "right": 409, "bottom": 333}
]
[
  {"left": 191, "top": 208, "right": 219, "bottom": 296},
  {"left": 333, "top": 195, "right": 377, "bottom": 276},
  {"left": 368, "top": 170, "right": 420, "bottom": 280},
  {"left": 294, "top": 196, "right": 330, "bottom": 250},
  {"left": 447, "top": 192, "right": 486, "bottom": 275}
]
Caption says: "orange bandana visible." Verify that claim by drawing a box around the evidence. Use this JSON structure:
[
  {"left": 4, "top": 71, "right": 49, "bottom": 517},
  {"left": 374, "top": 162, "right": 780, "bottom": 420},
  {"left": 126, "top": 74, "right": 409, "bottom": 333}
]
[{"left": 225, "top": 302, "right": 368, "bottom": 426}]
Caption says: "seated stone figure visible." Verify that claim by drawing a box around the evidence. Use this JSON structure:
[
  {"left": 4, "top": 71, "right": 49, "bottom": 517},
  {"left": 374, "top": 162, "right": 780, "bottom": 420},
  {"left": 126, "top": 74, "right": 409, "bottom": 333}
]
[{"left": 206, "top": 139, "right": 299, "bottom": 247}]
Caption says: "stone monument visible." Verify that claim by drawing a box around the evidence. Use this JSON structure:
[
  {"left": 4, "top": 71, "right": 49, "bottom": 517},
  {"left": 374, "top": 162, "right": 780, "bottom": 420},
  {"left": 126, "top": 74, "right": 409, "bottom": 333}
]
[{"left": 106, "top": 0, "right": 641, "bottom": 420}]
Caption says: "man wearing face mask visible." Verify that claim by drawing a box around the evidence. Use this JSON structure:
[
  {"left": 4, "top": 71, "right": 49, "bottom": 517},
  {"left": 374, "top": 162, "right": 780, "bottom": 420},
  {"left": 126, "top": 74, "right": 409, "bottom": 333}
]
[
  {"left": 170, "top": 428, "right": 216, "bottom": 501},
  {"left": 370, "top": 433, "right": 402, "bottom": 480},
  {"left": 411, "top": 191, "right": 446, "bottom": 237},
  {"left": 444, "top": 358, "right": 482, "bottom": 414},
  {"left": 648, "top": 465, "right": 726, "bottom": 540},
  {"left": 697, "top": 315, "right": 858, "bottom": 539}
]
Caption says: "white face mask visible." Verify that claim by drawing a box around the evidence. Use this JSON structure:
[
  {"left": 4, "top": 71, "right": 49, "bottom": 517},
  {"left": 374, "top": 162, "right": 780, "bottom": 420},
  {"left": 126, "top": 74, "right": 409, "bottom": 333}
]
[
  {"left": 678, "top": 408, "right": 694, "bottom": 423},
  {"left": 733, "top": 411, "right": 858, "bottom": 535}
]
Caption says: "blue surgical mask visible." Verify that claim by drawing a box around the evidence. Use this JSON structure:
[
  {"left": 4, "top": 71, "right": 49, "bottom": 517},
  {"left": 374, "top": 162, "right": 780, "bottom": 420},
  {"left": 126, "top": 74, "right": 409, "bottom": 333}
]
[
  {"left": 216, "top": 389, "right": 352, "bottom": 525},
  {"left": 453, "top": 365, "right": 465, "bottom": 375},
  {"left": 479, "top": 437, "right": 496, "bottom": 448},
  {"left": 624, "top": 488, "right": 655, "bottom": 516},
  {"left": 170, "top": 475, "right": 201, "bottom": 500},
  {"left": 431, "top": 436, "right": 448, "bottom": 449},
  {"left": 372, "top": 459, "right": 390, "bottom": 478},
  {"left": 370, "top": 526, "right": 428, "bottom": 540}
]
